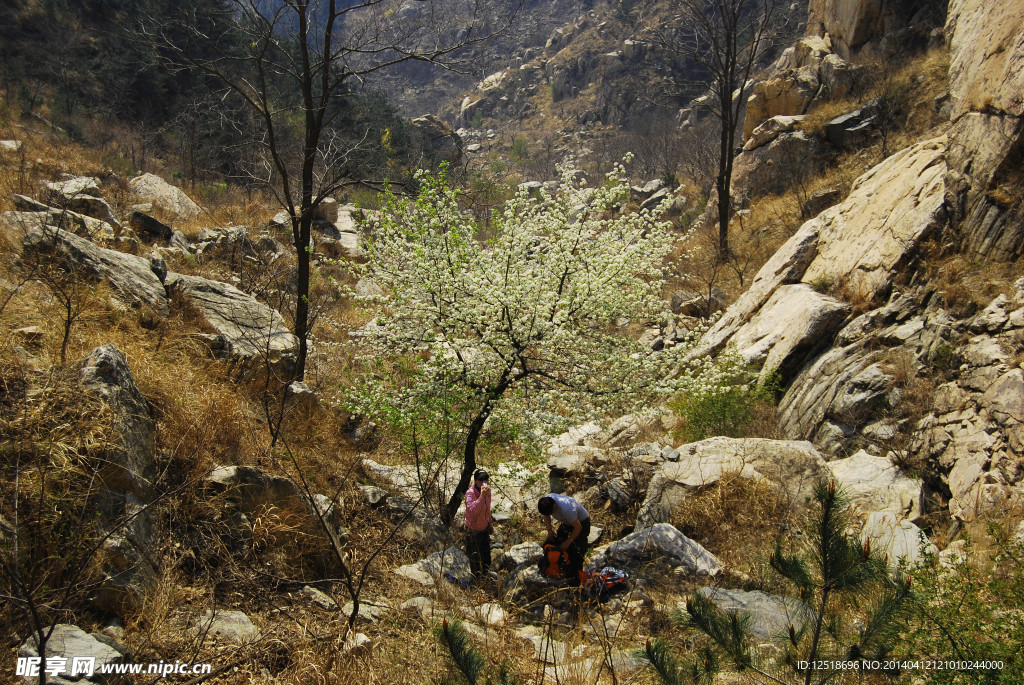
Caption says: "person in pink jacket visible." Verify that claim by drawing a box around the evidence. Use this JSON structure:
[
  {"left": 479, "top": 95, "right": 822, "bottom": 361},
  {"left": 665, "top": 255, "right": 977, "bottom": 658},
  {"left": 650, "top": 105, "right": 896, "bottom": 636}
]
[{"left": 464, "top": 469, "right": 493, "bottom": 580}]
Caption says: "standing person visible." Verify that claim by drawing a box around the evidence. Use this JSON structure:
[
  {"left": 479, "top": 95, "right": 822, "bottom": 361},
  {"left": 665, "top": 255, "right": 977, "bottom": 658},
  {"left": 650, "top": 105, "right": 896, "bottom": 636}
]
[
  {"left": 464, "top": 469, "right": 493, "bottom": 581},
  {"left": 538, "top": 493, "right": 591, "bottom": 586}
]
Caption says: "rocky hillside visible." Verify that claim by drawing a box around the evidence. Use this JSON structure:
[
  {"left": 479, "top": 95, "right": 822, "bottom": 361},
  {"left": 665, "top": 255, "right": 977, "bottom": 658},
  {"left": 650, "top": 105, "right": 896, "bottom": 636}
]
[{"left": 1, "top": 0, "right": 1023, "bottom": 682}]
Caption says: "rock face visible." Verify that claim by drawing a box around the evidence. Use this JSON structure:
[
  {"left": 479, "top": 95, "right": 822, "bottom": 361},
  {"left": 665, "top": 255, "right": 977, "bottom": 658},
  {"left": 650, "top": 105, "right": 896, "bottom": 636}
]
[
  {"left": 696, "top": 588, "right": 814, "bottom": 640},
  {"left": 744, "top": 67, "right": 821, "bottom": 140},
  {"left": 129, "top": 173, "right": 202, "bottom": 221},
  {"left": 79, "top": 345, "right": 158, "bottom": 614},
  {"left": 165, "top": 272, "right": 299, "bottom": 369},
  {"left": 944, "top": 0, "right": 1024, "bottom": 263},
  {"left": 22, "top": 219, "right": 169, "bottom": 316},
  {"left": 695, "top": 136, "right": 947, "bottom": 371},
  {"left": 637, "top": 438, "right": 828, "bottom": 528}
]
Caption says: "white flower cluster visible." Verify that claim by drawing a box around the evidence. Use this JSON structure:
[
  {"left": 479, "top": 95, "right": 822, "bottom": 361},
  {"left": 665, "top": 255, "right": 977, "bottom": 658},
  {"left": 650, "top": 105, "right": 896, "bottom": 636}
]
[{"left": 345, "top": 160, "right": 731, "bottom": 448}]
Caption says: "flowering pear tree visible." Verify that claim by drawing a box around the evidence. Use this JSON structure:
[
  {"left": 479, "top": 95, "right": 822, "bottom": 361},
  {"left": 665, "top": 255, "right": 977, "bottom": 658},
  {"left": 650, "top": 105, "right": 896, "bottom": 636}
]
[{"left": 352, "top": 161, "right": 724, "bottom": 523}]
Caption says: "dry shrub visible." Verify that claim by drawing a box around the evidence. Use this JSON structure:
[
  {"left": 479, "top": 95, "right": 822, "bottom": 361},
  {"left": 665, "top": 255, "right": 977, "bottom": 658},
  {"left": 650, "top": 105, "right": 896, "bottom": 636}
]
[{"left": 669, "top": 472, "right": 796, "bottom": 582}]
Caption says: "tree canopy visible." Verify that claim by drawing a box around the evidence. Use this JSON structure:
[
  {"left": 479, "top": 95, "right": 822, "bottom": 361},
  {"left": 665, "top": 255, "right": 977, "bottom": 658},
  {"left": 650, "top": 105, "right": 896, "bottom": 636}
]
[{"left": 351, "top": 160, "right": 726, "bottom": 521}]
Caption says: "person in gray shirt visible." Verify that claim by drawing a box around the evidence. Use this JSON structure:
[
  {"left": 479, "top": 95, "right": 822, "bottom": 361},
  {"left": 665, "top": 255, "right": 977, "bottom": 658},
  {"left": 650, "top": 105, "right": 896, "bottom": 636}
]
[{"left": 538, "top": 493, "right": 591, "bottom": 585}]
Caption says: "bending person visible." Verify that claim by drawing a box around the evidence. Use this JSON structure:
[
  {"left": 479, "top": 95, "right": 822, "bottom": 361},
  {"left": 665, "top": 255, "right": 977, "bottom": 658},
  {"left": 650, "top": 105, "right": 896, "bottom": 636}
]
[{"left": 538, "top": 493, "right": 591, "bottom": 585}]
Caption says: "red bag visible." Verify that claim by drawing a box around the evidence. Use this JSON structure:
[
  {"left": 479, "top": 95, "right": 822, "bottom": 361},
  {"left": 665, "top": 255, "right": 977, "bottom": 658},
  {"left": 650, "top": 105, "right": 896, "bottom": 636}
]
[{"left": 539, "top": 543, "right": 571, "bottom": 578}]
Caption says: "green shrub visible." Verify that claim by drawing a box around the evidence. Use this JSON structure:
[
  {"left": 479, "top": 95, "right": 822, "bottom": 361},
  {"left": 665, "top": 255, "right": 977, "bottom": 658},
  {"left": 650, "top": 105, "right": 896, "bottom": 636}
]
[
  {"left": 897, "top": 527, "right": 1024, "bottom": 682},
  {"left": 671, "top": 369, "right": 779, "bottom": 443}
]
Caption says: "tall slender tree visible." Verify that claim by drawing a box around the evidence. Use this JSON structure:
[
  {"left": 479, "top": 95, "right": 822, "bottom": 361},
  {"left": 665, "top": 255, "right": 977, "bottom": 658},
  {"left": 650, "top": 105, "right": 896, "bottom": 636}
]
[
  {"left": 151, "top": 0, "right": 519, "bottom": 381},
  {"left": 648, "top": 0, "right": 779, "bottom": 257}
]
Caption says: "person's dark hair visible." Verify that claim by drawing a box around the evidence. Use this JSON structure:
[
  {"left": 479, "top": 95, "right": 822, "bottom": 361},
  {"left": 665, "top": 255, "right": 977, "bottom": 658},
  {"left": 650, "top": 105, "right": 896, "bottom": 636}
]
[{"left": 538, "top": 496, "right": 554, "bottom": 515}]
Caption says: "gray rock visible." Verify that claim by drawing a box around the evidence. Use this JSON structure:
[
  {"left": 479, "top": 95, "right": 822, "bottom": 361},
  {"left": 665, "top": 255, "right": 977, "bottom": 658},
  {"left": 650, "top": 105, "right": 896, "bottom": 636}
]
[
  {"left": 696, "top": 587, "right": 814, "bottom": 640},
  {"left": 802, "top": 187, "right": 842, "bottom": 218},
  {"left": 129, "top": 173, "right": 201, "bottom": 221},
  {"left": 19, "top": 624, "right": 126, "bottom": 684},
  {"left": 637, "top": 438, "right": 828, "bottom": 528},
  {"left": 825, "top": 105, "right": 877, "bottom": 148},
  {"left": 302, "top": 585, "right": 340, "bottom": 610},
  {"left": 128, "top": 210, "right": 173, "bottom": 241},
  {"left": 591, "top": 523, "right": 723, "bottom": 576},
  {"left": 826, "top": 450, "right": 923, "bottom": 518},
  {"left": 342, "top": 599, "right": 391, "bottom": 623},
  {"left": 204, "top": 465, "right": 302, "bottom": 514},
  {"left": 164, "top": 272, "right": 298, "bottom": 369},
  {"left": 79, "top": 345, "right": 157, "bottom": 613},
  {"left": 506, "top": 542, "right": 544, "bottom": 567},
  {"left": 732, "top": 130, "right": 826, "bottom": 201},
  {"left": 194, "top": 609, "right": 259, "bottom": 643},
  {"left": 861, "top": 513, "right": 936, "bottom": 568},
  {"left": 394, "top": 546, "right": 473, "bottom": 586},
  {"left": 45, "top": 176, "right": 102, "bottom": 200},
  {"left": 22, "top": 219, "right": 168, "bottom": 316},
  {"left": 1, "top": 139, "right": 23, "bottom": 153}
]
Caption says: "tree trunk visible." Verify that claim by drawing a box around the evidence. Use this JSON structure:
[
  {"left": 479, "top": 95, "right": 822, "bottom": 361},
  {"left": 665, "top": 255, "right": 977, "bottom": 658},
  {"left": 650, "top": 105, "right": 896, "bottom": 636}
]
[{"left": 293, "top": 214, "right": 311, "bottom": 382}]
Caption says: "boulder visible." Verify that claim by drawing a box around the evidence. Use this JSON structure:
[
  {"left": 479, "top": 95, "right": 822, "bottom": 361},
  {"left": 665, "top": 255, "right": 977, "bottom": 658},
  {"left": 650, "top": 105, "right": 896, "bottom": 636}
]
[
  {"left": 44, "top": 176, "right": 102, "bottom": 201},
  {"left": 826, "top": 450, "right": 924, "bottom": 518},
  {"left": 742, "top": 115, "right": 805, "bottom": 152},
  {"left": 164, "top": 272, "right": 299, "bottom": 369},
  {"left": 1, "top": 139, "right": 22, "bottom": 153},
  {"left": 342, "top": 599, "right": 391, "bottom": 623},
  {"left": 861, "top": 512, "right": 936, "bottom": 568},
  {"left": 129, "top": 173, "right": 202, "bottom": 221},
  {"left": 413, "top": 114, "right": 463, "bottom": 163},
  {"left": 590, "top": 523, "right": 723, "bottom": 576},
  {"left": 505, "top": 542, "right": 544, "bottom": 568},
  {"left": 22, "top": 220, "right": 168, "bottom": 316},
  {"left": 636, "top": 438, "right": 828, "bottom": 528},
  {"left": 743, "top": 67, "right": 820, "bottom": 140},
  {"left": 818, "top": 53, "right": 858, "bottom": 99},
  {"left": 670, "top": 288, "right": 726, "bottom": 317},
  {"left": 311, "top": 197, "right": 338, "bottom": 224},
  {"left": 727, "top": 284, "right": 850, "bottom": 382},
  {"left": 802, "top": 187, "right": 842, "bottom": 218},
  {"left": 204, "top": 465, "right": 302, "bottom": 514},
  {"left": 128, "top": 210, "right": 173, "bottom": 241},
  {"left": 732, "top": 130, "right": 827, "bottom": 201},
  {"left": 302, "top": 585, "right": 340, "bottom": 610},
  {"left": 194, "top": 609, "right": 260, "bottom": 643},
  {"left": 394, "top": 546, "right": 474, "bottom": 587},
  {"left": 19, "top": 624, "right": 126, "bottom": 684},
  {"left": 696, "top": 587, "right": 814, "bottom": 640},
  {"left": 824, "top": 102, "right": 878, "bottom": 148}
]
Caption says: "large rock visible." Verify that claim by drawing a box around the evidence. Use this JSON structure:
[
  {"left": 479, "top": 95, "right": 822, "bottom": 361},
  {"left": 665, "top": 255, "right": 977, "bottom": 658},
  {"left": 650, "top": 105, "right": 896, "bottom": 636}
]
[
  {"left": 194, "top": 609, "right": 260, "bottom": 643},
  {"left": 22, "top": 219, "right": 168, "bottom": 316},
  {"left": 743, "top": 67, "right": 820, "bottom": 140},
  {"left": 164, "top": 272, "right": 299, "bottom": 369},
  {"left": 412, "top": 115, "right": 463, "bottom": 163},
  {"left": 732, "top": 130, "right": 827, "bottom": 202},
  {"left": 129, "top": 173, "right": 202, "bottom": 221},
  {"left": 727, "top": 284, "right": 850, "bottom": 382},
  {"left": 80, "top": 345, "right": 158, "bottom": 613},
  {"left": 809, "top": 0, "right": 886, "bottom": 59},
  {"left": 861, "top": 512, "right": 936, "bottom": 568},
  {"left": 696, "top": 588, "right": 814, "bottom": 640},
  {"left": 636, "top": 438, "right": 828, "bottom": 528},
  {"left": 826, "top": 450, "right": 923, "bottom": 518},
  {"left": 19, "top": 624, "right": 126, "bottom": 684},
  {"left": 394, "top": 546, "right": 474, "bottom": 587},
  {"left": 800, "top": 136, "right": 947, "bottom": 304},
  {"left": 590, "top": 523, "right": 723, "bottom": 576},
  {"left": 945, "top": 0, "right": 1024, "bottom": 120},
  {"left": 204, "top": 465, "right": 302, "bottom": 514}
]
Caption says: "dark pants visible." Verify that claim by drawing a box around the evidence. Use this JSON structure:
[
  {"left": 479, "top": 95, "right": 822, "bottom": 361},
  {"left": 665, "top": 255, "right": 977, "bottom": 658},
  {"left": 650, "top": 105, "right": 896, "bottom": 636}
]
[
  {"left": 557, "top": 517, "right": 590, "bottom": 585},
  {"left": 465, "top": 528, "right": 491, "bottom": 578}
]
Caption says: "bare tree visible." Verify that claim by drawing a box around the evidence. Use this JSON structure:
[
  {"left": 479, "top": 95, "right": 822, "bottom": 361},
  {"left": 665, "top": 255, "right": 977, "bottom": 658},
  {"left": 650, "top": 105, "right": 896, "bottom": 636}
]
[
  {"left": 647, "top": 0, "right": 779, "bottom": 257},
  {"left": 149, "top": 0, "right": 520, "bottom": 381}
]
